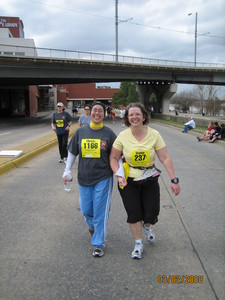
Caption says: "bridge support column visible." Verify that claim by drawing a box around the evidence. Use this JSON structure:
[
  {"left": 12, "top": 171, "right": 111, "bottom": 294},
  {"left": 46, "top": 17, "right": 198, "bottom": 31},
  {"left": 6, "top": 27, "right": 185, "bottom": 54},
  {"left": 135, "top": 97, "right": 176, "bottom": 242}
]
[
  {"left": 137, "top": 82, "right": 177, "bottom": 114},
  {"left": 136, "top": 84, "right": 153, "bottom": 106}
]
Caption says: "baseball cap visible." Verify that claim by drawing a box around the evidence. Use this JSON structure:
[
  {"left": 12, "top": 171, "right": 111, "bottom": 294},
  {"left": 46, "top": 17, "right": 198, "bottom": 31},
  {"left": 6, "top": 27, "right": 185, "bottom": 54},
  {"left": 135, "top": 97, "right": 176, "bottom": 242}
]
[{"left": 57, "top": 102, "right": 64, "bottom": 107}]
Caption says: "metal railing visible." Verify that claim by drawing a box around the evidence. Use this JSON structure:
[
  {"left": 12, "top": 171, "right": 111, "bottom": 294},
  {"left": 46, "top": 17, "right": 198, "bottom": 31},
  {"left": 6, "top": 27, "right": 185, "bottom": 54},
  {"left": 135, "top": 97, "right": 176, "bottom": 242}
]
[{"left": 0, "top": 43, "right": 225, "bottom": 70}]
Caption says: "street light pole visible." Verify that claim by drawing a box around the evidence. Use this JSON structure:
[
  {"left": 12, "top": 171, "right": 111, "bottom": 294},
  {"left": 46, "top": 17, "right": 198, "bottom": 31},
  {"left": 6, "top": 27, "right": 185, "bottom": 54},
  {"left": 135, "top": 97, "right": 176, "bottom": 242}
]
[
  {"left": 194, "top": 12, "right": 198, "bottom": 67},
  {"left": 188, "top": 12, "right": 198, "bottom": 67},
  {"left": 115, "top": 1, "right": 132, "bottom": 63},
  {"left": 115, "top": 0, "right": 118, "bottom": 62}
]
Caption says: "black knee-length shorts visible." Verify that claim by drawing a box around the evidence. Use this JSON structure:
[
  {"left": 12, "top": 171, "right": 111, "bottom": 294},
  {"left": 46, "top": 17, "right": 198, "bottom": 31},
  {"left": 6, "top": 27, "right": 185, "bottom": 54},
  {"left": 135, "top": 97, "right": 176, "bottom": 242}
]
[{"left": 118, "top": 177, "right": 160, "bottom": 225}]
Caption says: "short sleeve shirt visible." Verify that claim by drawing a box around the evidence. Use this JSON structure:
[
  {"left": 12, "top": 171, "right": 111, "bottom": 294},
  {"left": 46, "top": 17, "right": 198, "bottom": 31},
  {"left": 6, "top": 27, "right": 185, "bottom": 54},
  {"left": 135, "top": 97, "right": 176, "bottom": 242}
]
[
  {"left": 113, "top": 127, "right": 166, "bottom": 178},
  {"left": 51, "top": 111, "right": 72, "bottom": 135},
  {"left": 68, "top": 125, "right": 116, "bottom": 186},
  {"left": 78, "top": 114, "right": 91, "bottom": 127}
]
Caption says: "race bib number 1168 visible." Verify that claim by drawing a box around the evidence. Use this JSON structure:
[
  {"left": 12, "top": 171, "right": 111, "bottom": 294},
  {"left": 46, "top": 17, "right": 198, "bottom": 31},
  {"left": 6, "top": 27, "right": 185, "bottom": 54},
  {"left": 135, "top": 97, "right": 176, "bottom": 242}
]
[{"left": 81, "top": 139, "right": 101, "bottom": 158}]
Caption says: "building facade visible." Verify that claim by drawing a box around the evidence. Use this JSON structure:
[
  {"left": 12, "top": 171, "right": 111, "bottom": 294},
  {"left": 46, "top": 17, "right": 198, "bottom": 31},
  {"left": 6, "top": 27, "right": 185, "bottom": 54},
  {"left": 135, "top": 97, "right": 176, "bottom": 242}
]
[
  {"left": 0, "top": 16, "right": 24, "bottom": 38},
  {"left": 0, "top": 16, "right": 39, "bottom": 117},
  {"left": 58, "top": 83, "right": 120, "bottom": 108},
  {"left": 0, "top": 16, "right": 120, "bottom": 117}
]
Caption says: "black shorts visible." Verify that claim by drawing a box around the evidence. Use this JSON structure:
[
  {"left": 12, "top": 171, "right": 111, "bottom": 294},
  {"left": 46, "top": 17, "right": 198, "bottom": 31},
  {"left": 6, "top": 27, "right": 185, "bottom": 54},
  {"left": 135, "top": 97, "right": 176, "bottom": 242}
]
[{"left": 118, "top": 177, "right": 160, "bottom": 225}]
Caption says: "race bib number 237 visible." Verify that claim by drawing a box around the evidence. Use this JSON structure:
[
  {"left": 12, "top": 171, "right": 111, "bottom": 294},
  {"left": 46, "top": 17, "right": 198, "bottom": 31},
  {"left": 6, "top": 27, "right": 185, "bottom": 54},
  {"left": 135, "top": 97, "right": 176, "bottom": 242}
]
[{"left": 130, "top": 149, "right": 150, "bottom": 166}]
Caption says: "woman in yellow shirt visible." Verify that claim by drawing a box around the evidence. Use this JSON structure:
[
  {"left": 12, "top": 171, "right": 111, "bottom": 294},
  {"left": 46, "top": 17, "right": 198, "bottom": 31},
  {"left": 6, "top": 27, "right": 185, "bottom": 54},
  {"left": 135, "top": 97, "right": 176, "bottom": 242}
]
[{"left": 110, "top": 103, "right": 180, "bottom": 259}]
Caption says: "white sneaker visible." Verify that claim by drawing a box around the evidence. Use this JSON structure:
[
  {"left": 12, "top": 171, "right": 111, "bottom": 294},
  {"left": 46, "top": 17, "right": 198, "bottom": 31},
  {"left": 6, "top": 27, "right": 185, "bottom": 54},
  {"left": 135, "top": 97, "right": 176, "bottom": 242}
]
[
  {"left": 63, "top": 157, "right": 67, "bottom": 163},
  {"left": 131, "top": 242, "right": 143, "bottom": 259},
  {"left": 143, "top": 225, "right": 155, "bottom": 244},
  {"left": 92, "top": 247, "right": 104, "bottom": 257}
]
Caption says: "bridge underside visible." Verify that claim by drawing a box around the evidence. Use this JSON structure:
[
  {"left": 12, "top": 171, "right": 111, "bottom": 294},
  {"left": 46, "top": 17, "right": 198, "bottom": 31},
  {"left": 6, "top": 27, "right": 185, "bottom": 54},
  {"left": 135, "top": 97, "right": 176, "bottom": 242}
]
[
  {"left": 137, "top": 82, "right": 177, "bottom": 114},
  {"left": 0, "top": 56, "right": 224, "bottom": 116},
  {"left": 0, "top": 56, "right": 225, "bottom": 87}
]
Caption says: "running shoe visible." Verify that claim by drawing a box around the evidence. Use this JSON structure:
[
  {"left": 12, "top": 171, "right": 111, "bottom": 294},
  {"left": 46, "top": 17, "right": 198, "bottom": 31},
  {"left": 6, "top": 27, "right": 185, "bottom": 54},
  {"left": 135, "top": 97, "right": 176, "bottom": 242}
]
[
  {"left": 59, "top": 159, "right": 64, "bottom": 163},
  {"left": 143, "top": 224, "right": 155, "bottom": 244},
  {"left": 92, "top": 247, "right": 104, "bottom": 257},
  {"left": 131, "top": 242, "right": 143, "bottom": 259},
  {"left": 64, "top": 157, "right": 67, "bottom": 163}
]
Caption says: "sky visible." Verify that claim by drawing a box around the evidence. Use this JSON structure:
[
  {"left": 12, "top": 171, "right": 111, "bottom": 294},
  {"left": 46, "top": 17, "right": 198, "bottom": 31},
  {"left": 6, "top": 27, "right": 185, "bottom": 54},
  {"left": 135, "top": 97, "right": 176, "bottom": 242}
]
[{"left": 0, "top": 0, "right": 225, "bottom": 91}]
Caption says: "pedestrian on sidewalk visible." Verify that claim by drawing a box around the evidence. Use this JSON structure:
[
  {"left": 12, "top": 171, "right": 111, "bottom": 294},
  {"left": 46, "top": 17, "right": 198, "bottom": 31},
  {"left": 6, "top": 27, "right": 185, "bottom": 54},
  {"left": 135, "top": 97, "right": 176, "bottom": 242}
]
[
  {"left": 63, "top": 102, "right": 116, "bottom": 258},
  {"left": 110, "top": 103, "right": 180, "bottom": 259},
  {"left": 51, "top": 102, "right": 72, "bottom": 163}
]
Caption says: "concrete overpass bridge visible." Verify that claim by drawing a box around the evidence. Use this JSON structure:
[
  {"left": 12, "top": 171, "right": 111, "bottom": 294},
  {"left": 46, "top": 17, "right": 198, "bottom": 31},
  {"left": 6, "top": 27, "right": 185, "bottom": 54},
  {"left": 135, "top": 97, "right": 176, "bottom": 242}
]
[{"left": 0, "top": 44, "right": 225, "bottom": 113}]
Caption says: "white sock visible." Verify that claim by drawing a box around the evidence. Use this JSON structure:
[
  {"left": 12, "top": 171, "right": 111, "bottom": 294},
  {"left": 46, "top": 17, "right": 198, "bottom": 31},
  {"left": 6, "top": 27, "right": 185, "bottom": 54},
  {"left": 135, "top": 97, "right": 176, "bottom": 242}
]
[
  {"left": 143, "top": 224, "right": 151, "bottom": 231},
  {"left": 135, "top": 239, "right": 142, "bottom": 245}
]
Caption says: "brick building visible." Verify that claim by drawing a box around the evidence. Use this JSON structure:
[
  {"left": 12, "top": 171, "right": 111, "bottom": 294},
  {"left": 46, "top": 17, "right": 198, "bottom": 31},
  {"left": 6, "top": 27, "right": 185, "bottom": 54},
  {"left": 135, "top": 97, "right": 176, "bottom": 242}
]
[
  {"left": 0, "top": 16, "right": 120, "bottom": 117},
  {"left": 57, "top": 83, "right": 120, "bottom": 108},
  {"left": 0, "top": 16, "right": 24, "bottom": 38}
]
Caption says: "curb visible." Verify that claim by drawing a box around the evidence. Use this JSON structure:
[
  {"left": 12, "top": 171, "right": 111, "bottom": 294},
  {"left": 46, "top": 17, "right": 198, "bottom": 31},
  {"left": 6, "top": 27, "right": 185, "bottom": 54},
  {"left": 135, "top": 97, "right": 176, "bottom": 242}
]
[
  {"left": 0, "top": 126, "right": 78, "bottom": 176},
  {"left": 0, "top": 139, "right": 58, "bottom": 175}
]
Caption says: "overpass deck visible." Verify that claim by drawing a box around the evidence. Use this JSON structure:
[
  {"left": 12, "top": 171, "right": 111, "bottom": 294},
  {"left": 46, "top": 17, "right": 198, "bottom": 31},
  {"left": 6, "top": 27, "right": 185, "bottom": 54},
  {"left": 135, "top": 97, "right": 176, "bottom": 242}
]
[{"left": 0, "top": 44, "right": 225, "bottom": 86}]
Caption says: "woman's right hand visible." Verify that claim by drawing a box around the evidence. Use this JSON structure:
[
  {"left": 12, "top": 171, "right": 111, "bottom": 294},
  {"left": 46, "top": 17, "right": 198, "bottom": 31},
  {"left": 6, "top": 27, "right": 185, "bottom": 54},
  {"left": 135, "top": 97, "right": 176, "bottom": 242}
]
[{"left": 116, "top": 176, "right": 127, "bottom": 187}]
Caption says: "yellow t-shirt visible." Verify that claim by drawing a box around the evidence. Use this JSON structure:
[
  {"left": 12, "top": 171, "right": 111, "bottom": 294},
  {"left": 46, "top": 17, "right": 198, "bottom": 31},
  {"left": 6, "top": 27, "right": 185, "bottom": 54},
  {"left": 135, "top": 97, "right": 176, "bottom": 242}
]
[{"left": 113, "top": 127, "right": 166, "bottom": 178}]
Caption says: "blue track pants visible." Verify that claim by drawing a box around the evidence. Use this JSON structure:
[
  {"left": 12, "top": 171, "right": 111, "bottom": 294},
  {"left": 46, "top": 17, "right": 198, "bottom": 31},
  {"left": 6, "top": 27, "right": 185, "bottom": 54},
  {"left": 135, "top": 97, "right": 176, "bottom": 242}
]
[{"left": 78, "top": 177, "right": 113, "bottom": 249}]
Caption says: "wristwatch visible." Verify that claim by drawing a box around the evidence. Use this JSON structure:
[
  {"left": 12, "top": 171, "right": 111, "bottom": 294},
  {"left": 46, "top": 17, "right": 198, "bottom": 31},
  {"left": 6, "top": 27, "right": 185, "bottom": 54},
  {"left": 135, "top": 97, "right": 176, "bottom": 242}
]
[{"left": 171, "top": 177, "right": 179, "bottom": 184}]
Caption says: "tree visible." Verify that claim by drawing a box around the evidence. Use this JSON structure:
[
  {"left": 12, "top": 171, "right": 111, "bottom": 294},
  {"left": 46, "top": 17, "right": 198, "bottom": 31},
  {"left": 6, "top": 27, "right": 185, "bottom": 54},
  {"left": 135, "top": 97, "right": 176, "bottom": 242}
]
[
  {"left": 171, "top": 85, "right": 223, "bottom": 115},
  {"left": 192, "top": 85, "right": 221, "bottom": 116},
  {"left": 112, "top": 82, "right": 139, "bottom": 107},
  {"left": 205, "top": 98, "right": 224, "bottom": 116},
  {"left": 150, "top": 93, "right": 157, "bottom": 102},
  {"left": 171, "top": 91, "right": 194, "bottom": 112}
]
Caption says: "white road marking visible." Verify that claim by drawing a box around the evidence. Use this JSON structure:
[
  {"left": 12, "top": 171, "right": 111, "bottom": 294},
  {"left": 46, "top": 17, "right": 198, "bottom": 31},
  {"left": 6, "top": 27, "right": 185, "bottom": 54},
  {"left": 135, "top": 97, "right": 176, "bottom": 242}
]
[{"left": 0, "top": 132, "right": 11, "bottom": 136}]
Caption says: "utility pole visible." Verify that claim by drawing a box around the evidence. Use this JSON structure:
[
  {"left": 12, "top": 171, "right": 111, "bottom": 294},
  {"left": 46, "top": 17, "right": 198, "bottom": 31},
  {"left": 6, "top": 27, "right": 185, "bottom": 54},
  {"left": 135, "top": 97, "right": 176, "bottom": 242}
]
[
  {"left": 115, "top": 0, "right": 118, "bottom": 62},
  {"left": 188, "top": 12, "right": 198, "bottom": 67},
  {"left": 194, "top": 12, "right": 198, "bottom": 67}
]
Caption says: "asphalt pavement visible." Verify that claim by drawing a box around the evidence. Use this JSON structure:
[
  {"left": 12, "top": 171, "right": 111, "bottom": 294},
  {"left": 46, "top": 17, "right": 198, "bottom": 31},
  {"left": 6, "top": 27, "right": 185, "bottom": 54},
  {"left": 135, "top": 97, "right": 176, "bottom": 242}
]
[
  {"left": 0, "top": 110, "right": 79, "bottom": 175},
  {"left": 0, "top": 114, "right": 224, "bottom": 300}
]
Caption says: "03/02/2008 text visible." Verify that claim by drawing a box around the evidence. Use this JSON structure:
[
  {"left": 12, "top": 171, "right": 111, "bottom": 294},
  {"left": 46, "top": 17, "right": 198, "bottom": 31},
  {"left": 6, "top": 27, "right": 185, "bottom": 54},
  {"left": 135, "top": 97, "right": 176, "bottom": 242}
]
[{"left": 158, "top": 275, "right": 203, "bottom": 284}]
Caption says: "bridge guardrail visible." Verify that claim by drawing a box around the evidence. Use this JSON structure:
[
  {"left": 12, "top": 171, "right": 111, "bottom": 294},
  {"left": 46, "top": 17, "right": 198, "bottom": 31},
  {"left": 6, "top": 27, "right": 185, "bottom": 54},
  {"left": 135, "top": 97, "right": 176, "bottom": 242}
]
[{"left": 0, "top": 43, "right": 225, "bottom": 70}]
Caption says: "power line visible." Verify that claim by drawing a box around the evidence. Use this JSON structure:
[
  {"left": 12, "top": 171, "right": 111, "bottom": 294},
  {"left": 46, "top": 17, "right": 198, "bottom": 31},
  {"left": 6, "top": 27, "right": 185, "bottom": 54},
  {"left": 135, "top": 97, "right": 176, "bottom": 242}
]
[
  {"left": 28, "top": 0, "right": 113, "bottom": 21},
  {"left": 125, "top": 20, "right": 224, "bottom": 40},
  {"left": 28, "top": 0, "right": 225, "bottom": 40}
]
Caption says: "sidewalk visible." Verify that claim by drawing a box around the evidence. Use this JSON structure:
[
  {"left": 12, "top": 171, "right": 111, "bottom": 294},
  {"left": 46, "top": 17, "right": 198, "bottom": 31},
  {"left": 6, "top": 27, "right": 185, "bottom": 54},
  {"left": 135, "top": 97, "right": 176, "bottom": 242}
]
[{"left": 0, "top": 121, "right": 79, "bottom": 175}]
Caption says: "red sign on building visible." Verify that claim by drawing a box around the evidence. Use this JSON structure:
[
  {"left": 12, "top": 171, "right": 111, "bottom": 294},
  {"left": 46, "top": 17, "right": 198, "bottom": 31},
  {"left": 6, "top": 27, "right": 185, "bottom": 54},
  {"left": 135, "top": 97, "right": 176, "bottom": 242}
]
[{"left": 0, "top": 16, "right": 24, "bottom": 38}]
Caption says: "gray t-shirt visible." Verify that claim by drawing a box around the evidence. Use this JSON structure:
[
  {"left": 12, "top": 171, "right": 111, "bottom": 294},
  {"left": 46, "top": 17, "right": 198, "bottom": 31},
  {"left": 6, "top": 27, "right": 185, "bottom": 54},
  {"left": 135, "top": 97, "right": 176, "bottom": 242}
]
[
  {"left": 51, "top": 111, "right": 72, "bottom": 135},
  {"left": 68, "top": 125, "right": 116, "bottom": 186},
  {"left": 78, "top": 114, "right": 91, "bottom": 127}
]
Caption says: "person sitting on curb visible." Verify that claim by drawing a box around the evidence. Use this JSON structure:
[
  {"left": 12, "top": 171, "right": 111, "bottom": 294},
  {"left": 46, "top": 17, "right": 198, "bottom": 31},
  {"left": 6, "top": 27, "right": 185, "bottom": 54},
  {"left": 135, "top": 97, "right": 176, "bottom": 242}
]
[
  {"left": 197, "top": 121, "right": 215, "bottom": 142},
  {"left": 208, "top": 123, "right": 224, "bottom": 143},
  {"left": 182, "top": 116, "right": 195, "bottom": 133}
]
